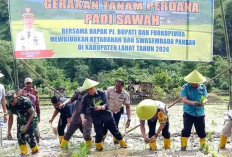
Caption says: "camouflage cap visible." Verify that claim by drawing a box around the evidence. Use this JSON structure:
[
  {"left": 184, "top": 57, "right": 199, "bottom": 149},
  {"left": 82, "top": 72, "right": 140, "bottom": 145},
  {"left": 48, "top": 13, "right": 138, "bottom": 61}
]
[
  {"left": 22, "top": 8, "right": 34, "bottom": 17},
  {"left": 5, "top": 90, "right": 17, "bottom": 104}
]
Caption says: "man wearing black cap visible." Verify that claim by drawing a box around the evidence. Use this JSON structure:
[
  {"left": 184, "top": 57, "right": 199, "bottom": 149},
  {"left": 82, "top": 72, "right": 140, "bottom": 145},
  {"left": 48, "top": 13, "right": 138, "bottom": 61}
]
[{"left": 49, "top": 96, "right": 74, "bottom": 144}]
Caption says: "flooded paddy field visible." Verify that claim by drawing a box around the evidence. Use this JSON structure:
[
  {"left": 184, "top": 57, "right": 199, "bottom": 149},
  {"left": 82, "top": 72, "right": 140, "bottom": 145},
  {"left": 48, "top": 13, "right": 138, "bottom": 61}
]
[{"left": 0, "top": 103, "right": 232, "bottom": 157}]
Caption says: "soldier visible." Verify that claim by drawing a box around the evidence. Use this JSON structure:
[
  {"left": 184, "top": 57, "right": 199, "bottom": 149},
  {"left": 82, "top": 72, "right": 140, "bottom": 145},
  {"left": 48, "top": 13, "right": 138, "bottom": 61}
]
[
  {"left": 18, "top": 77, "right": 40, "bottom": 143},
  {"left": 137, "top": 99, "right": 171, "bottom": 150},
  {"left": 180, "top": 70, "right": 208, "bottom": 151},
  {"left": 49, "top": 96, "right": 74, "bottom": 144},
  {"left": 103, "top": 79, "right": 131, "bottom": 144},
  {"left": 16, "top": 8, "right": 46, "bottom": 51},
  {"left": 0, "top": 72, "right": 7, "bottom": 122},
  {"left": 59, "top": 90, "right": 93, "bottom": 148},
  {"left": 80, "top": 78, "right": 127, "bottom": 151},
  {"left": 6, "top": 90, "right": 39, "bottom": 155}
]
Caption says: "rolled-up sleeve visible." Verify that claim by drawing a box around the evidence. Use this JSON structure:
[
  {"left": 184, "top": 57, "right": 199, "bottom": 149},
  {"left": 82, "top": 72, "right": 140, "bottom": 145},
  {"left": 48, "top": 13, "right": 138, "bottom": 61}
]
[
  {"left": 203, "top": 85, "right": 208, "bottom": 97},
  {"left": 181, "top": 85, "right": 187, "bottom": 97},
  {"left": 71, "top": 91, "right": 79, "bottom": 103},
  {"left": 125, "top": 92, "right": 130, "bottom": 104}
]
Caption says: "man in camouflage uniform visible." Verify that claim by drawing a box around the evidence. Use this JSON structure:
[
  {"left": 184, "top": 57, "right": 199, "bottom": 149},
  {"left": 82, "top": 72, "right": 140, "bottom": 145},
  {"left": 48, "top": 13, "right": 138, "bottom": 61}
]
[
  {"left": 6, "top": 90, "right": 39, "bottom": 155},
  {"left": 18, "top": 77, "right": 41, "bottom": 143}
]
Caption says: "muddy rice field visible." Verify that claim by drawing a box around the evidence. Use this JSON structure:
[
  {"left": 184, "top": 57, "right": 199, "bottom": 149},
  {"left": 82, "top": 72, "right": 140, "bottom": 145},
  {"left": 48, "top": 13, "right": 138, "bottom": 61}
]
[{"left": 0, "top": 101, "right": 232, "bottom": 157}]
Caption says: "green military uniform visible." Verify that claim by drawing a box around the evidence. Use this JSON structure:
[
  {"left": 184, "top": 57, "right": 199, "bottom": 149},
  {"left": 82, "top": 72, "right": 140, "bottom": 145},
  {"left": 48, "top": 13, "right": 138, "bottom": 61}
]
[{"left": 7, "top": 96, "right": 38, "bottom": 148}]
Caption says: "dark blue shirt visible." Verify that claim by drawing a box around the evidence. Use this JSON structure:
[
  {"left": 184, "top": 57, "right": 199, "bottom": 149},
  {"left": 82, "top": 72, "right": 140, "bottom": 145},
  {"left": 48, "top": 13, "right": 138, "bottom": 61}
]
[
  {"left": 81, "top": 90, "right": 113, "bottom": 124},
  {"left": 56, "top": 97, "right": 74, "bottom": 119}
]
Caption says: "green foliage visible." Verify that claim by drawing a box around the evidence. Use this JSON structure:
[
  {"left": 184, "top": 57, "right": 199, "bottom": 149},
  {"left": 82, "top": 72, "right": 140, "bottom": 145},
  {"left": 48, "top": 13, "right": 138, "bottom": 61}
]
[
  {"left": 0, "top": 0, "right": 232, "bottom": 99},
  {"left": 0, "top": 0, "right": 10, "bottom": 40},
  {"left": 71, "top": 142, "right": 90, "bottom": 157},
  {"left": 211, "top": 152, "right": 217, "bottom": 157},
  {"left": 153, "top": 86, "right": 166, "bottom": 100},
  {"left": 207, "top": 132, "right": 213, "bottom": 142}
]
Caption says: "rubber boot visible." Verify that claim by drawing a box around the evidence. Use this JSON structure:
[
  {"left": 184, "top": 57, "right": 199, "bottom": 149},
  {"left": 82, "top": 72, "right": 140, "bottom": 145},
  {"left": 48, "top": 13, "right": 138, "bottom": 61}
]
[
  {"left": 149, "top": 141, "right": 156, "bottom": 150},
  {"left": 95, "top": 142, "right": 103, "bottom": 151},
  {"left": 31, "top": 145, "right": 39, "bottom": 154},
  {"left": 113, "top": 137, "right": 119, "bottom": 145},
  {"left": 119, "top": 139, "right": 127, "bottom": 148},
  {"left": 59, "top": 136, "right": 64, "bottom": 144},
  {"left": 60, "top": 139, "right": 69, "bottom": 148},
  {"left": 220, "top": 136, "right": 228, "bottom": 149},
  {"left": 181, "top": 137, "right": 188, "bottom": 151},
  {"left": 19, "top": 144, "right": 28, "bottom": 155},
  {"left": 86, "top": 140, "right": 93, "bottom": 148},
  {"left": 164, "top": 138, "right": 171, "bottom": 149},
  {"left": 200, "top": 138, "right": 206, "bottom": 151}
]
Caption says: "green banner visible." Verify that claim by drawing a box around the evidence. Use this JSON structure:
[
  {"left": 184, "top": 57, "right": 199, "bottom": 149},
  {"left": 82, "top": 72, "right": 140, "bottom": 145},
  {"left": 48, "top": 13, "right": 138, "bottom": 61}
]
[{"left": 9, "top": 0, "right": 214, "bottom": 61}]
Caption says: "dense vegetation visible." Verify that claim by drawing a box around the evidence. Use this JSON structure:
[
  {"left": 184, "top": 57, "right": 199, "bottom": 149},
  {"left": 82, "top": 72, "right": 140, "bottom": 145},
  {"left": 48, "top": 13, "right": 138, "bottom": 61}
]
[{"left": 0, "top": 0, "right": 232, "bottom": 98}]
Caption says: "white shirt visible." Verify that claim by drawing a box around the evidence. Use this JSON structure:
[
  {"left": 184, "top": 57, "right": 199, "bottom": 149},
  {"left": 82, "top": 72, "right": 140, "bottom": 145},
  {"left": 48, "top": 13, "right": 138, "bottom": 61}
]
[
  {"left": 0, "top": 84, "right": 5, "bottom": 105},
  {"left": 16, "top": 28, "right": 47, "bottom": 50}
]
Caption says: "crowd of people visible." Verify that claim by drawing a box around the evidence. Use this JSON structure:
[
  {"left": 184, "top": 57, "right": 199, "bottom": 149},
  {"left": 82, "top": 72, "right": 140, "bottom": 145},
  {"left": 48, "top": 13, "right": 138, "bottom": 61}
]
[{"left": 0, "top": 70, "right": 231, "bottom": 155}]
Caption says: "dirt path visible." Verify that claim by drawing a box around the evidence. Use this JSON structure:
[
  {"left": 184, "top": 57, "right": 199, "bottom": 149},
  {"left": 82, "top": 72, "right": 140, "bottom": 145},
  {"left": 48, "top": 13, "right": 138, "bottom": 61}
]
[{"left": 0, "top": 104, "right": 232, "bottom": 156}]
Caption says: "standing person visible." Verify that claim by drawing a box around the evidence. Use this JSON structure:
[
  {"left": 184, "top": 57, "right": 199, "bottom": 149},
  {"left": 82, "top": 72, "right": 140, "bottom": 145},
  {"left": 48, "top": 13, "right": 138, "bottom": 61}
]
[
  {"left": 49, "top": 96, "right": 74, "bottom": 144},
  {"left": 219, "top": 110, "right": 232, "bottom": 149},
  {"left": 59, "top": 90, "right": 93, "bottom": 148},
  {"left": 80, "top": 78, "right": 127, "bottom": 151},
  {"left": 0, "top": 72, "right": 7, "bottom": 122},
  {"left": 16, "top": 8, "right": 46, "bottom": 51},
  {"left": 180, "top": 70, "right": 208, "bottom": 151},
  {"left": 6, "top": 90, "right": 39, "bottom": 155},
  {"left": 137, "top": 99, "right": 170, "bottom": 150},
  {"left": 103, "top": 79, "right": 131, "bottom": 144},
  {"left": 18, "top": 77, "right": 40, "bottom": 143}
]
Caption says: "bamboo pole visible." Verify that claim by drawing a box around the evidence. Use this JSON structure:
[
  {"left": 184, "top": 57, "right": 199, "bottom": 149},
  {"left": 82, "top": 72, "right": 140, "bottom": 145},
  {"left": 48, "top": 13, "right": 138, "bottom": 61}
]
[
  {"left": 219, "top": 0, "right": 232, "bottom": 109},
  {"left": 20, "top": 59, "right": 64, "bottom": 97},
  {"left": 123, "top": 124, "right": 140, "bottom": 137},
  {"left": 13, "top": 59, "right": 19, "bottom": 92}
]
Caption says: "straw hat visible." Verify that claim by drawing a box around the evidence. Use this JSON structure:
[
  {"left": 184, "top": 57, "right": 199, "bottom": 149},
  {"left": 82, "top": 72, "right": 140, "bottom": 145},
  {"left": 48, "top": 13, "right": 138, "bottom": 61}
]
[
  {"left": 136, "top": 99, "right": 157, "bottom": 120},
  {"left": 79, "top": 78, "right": 99, "bottom": 91},
  {"left": 184, "top": 70, "right": 206, "bottom": 83}
]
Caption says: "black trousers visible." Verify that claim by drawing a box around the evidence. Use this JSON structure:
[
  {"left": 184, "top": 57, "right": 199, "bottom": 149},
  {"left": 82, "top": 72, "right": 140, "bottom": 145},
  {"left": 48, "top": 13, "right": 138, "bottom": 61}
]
[
  {"left": 148, "top": 118, "right": 170, "bottom": 139},
  {"left": 181, "top": 112, "right": 206, "bottom": 138},
  {"left": 58, "top": 115, "right": 68, "bottom": 136},
  {"left": 102, "top": 110, "right": 122, "bottom": 136},
  {"left": 94, "top": 118, "right": 123, "bottom": 143}
]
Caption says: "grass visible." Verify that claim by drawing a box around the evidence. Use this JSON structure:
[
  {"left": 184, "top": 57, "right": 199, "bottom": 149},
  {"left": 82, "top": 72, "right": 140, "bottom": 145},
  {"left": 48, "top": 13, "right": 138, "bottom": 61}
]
[
  {"left": 71, "top": 142, "right": 90, "bottom": 157},
  {"left": 61, "top": 141, "right": 90, "bottom": 157}
]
